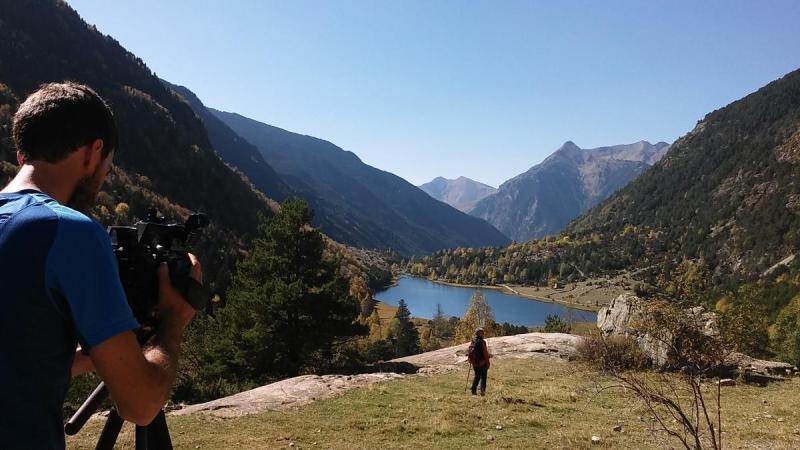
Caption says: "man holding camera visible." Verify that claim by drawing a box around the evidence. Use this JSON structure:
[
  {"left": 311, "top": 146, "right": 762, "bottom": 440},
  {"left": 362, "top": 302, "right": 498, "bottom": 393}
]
[{"left": 0, "top": 82, "right": 201, "bottom": 449}]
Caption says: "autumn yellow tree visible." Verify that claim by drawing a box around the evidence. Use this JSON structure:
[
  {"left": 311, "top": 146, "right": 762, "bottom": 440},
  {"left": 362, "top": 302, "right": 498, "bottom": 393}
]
[{"left": 455, "top": 291, "right": 498, "bottom": 343}]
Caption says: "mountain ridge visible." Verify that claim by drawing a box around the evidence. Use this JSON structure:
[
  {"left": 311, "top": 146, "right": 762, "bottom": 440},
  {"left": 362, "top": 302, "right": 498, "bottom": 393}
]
[
  {"left": 418, "top": 176, "right": 498, "bottom": 212},
  {"left": 469, "top": 140, "right": 669, "bottom": 242},
  {"left": 208, "top": 109, "right": 510, "bottom": 255}
]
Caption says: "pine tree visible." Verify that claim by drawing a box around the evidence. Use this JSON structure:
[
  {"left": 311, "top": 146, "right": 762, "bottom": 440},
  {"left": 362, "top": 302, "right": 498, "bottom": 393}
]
[
  {"left": 387, "top": 299, "right": 419, "bottom": 357},
  {"left": 205, "top": 199, "right": 365, "bottom": 384},
  {"left": 430, "top": 303, "right": 447, "bottom": 339}
]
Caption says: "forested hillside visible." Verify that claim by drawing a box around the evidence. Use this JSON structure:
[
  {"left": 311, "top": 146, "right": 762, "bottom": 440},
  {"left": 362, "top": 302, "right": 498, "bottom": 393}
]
[
  {"left": 568, "top": 71, "right": 800, "bottom": 280},
  {"left": 412, "top": 70, "right": 800, "bottom": 303},
  {"left": 0, "top": 0, "right": 282, "bottom": 295},
  {"left": 164, "top": 81, "right": 292, "bottom": 202}
]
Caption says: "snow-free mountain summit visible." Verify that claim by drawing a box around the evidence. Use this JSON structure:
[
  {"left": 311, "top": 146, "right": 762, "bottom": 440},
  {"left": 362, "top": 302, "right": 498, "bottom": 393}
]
[
  {"left": 418, "top": 176, "right": 498, "bottom": 213},
  {"left": 469, "top": 141, "right": 669, "bottom": 242}
]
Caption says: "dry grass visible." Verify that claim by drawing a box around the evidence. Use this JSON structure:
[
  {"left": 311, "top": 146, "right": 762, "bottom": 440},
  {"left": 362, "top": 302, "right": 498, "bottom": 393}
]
[
  {"left": 506, "top": 273, "right": 634, "bottom": 311},
  {"left": 67, "top": 358, "right": 800, "bottom": 449},
  {"left": 373, "top": 301, "right": 399, "bottom": 324}
]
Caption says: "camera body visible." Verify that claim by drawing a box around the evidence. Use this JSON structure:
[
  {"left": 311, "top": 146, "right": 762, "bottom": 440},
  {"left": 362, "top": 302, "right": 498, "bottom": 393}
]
[{"left": 108, "top": 209, "right": 209, "bottom": 329}]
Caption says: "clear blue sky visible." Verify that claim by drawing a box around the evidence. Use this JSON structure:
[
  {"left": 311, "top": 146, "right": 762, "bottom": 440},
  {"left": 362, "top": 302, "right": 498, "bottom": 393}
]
[{"left": 68, "top": 0, "right": 800, "bottom": 187}]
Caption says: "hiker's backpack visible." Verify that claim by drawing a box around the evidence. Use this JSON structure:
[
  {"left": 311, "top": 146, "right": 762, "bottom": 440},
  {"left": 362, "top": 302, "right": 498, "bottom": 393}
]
[{"left": 467, "top": 337, "right": 484, "bottom": 365}]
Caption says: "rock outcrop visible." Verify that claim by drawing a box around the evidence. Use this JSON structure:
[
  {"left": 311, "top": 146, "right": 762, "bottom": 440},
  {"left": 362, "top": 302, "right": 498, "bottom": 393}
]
[
  {"left": 173, "top": 373, "right": 405, "bottom": 418},
  {"left": 174, "top": 333, "right": 581, "bottom": 417},
  {"left": 598, "top": 294, "right": 799, "bottom": 379},
  {"left": 393, "top": 332, "right": 581, "bottom": 369}
]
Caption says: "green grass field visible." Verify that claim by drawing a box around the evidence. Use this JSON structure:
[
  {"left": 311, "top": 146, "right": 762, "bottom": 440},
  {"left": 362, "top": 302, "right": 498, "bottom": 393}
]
[{"left": 67, "top": 358, "right": 800, "bottom": 449}]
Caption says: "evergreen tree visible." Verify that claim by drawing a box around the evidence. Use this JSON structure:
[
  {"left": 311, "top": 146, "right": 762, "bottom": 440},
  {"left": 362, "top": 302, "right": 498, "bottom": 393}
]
[
  {"left": 387, "top": 299, "right": 419, "bottom": 357},
  {"left": 430, "top": 303, "right": 448, "bottom": 339},
  {"left": 205, "top": 199, "right": 365, "bottom": 384},
  {"left": 543, "top": 314, "right": 570, "bottom": 333}
]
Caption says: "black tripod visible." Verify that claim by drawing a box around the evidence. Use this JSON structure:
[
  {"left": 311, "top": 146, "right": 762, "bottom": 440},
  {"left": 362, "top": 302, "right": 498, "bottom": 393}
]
[
  {"left": 65, "top": 326, "right": 174, "bottom": 449},
  {"left": 65, "top": 380, "right": 174, "bottom": 450}
]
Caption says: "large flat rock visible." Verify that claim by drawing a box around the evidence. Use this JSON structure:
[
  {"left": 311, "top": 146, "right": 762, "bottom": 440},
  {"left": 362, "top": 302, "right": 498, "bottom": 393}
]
[
  {"left": 392, "top": 332, "right": 581, "bottom": 368},
  {"left": 173, "top": 373, "right": 405, "bottom": 418}
]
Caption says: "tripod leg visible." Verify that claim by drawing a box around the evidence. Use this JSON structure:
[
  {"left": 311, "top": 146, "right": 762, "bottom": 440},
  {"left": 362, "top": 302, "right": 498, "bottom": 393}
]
[
  {"left": 136, "top": 425, "right": 149, "bottom": 450},
  {"left": 146, "top": 410, "right": 174, "bottom": 450},
  {"left": 95, "top": 409, "right": 124, "bottom": 450}
]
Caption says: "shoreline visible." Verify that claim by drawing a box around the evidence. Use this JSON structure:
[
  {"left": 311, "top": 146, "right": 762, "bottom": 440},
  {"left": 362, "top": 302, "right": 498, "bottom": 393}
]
[
  {"left": 496, "top": 283, "right": 601, "bottom": 313},
  {"left": 390, "top": 275, "right": 603, "bottom": 313}
]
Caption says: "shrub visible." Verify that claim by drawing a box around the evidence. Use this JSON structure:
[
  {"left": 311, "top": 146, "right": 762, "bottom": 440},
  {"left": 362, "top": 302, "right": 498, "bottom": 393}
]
[
  {"left": 577, "top": 334, "right": 650, "bottom": 372},
  {"left": 543, "top": 314, "right": 570, "bottom": 333},
  {"left": 633, "top": 300, "right": 730, "bottom": 373},
  {"left": 772, "top": 295, "right": 800, "bottom": 366}
]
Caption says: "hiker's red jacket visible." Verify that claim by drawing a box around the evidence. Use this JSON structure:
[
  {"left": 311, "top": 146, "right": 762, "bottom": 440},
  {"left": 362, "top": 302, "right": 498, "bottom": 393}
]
[{"left": 474, "top": 339, "right": 492, "bottom": 368}]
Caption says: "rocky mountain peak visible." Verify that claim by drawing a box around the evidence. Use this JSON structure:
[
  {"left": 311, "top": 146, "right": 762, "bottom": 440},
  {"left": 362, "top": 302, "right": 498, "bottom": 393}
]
[{"left": 469, "top": 139, "right": 669, "bottom": 242}]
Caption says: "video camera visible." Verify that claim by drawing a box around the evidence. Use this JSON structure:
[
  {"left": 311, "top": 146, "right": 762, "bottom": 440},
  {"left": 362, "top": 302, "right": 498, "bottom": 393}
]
[
  {"left": 109, "top": 208, "right": 210, "bottom": 328},
  {"left": 64, "top": 209, "right": 211, "bottom": 445}
]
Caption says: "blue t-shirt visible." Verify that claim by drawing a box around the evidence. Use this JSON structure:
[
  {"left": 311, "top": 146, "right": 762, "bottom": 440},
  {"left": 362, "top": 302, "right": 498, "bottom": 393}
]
[{"left": 0, "top": 190, "right": 139, "bottom": 450}]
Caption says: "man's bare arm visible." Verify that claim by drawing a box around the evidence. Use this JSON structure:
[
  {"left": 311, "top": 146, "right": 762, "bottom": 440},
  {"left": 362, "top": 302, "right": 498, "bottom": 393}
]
[{"left": 88, "top": 257, "right": 200, "bottom": 425}]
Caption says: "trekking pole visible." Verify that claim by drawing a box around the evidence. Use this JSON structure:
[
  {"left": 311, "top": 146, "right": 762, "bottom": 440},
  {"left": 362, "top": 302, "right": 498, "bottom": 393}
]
[{"left": 464, "top": 364, "right": 472, "bottom": 393}]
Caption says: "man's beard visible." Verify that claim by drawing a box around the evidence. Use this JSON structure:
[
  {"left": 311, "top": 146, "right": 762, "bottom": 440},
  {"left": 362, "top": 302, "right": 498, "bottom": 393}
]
[{"left": 67, "top": 169, "right": 104, "bottom": 213}]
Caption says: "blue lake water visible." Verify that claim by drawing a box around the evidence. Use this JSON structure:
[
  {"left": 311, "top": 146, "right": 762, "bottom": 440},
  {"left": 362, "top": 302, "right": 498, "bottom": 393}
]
[{"left": 375, "top": 276, "right": 596, "bottom": 327}]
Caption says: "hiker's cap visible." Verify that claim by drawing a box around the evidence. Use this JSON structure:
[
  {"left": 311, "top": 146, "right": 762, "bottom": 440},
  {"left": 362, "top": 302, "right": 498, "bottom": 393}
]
[{"left": 475, "top": 327, "right": 484, "bottom": 333}]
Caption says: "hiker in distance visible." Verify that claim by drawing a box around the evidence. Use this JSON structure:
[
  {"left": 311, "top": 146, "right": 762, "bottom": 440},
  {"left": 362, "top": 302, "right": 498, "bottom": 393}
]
[{"left": 468, "top": 327, "right": 492, "bottom": 396}]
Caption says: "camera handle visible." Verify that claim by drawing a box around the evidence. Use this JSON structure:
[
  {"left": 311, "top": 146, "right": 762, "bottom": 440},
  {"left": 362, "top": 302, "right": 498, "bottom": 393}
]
[{"left": 167, "top": 254, "right": 209, "bottom": 310}]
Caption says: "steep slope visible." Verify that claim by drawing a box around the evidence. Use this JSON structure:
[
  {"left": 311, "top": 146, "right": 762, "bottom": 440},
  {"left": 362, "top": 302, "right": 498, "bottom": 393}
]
[
  {"left": 211, "top": 110, "right": 510, "bottom": 255},
  {"left": 569, "top": 68, "right": 800, "bottom": 279},
  {"left": 0, "top": 0, "right": 276, "bottom": 292},
  {"left": 163, "top": 81, "right": 291, "bottom": 202},
  {"left": 418, "top": 176, "right": 498, "bottom": 212},
  {"left": 470, "top": 141, "right": 669, "bottom": 242}
]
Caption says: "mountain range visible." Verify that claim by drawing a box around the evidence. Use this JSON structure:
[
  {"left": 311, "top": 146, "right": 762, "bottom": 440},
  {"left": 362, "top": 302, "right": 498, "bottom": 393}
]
[
  {"left": 418, "top": 176, "right": 498, "bottom": 212},
  {"left": 202, "top": 110, "right": 510, "bottom": 255},
  {"left": 468, "top": 140, "right": 669, "bottom": 242},
  {"left": 412, "top": 67, "right": 800, "bottom": 296}
]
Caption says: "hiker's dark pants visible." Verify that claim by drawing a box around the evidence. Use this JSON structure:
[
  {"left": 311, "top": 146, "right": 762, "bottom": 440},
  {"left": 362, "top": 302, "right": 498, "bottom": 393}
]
[{"left": 471, "top": 365, "right": 488, "bottom": 394}]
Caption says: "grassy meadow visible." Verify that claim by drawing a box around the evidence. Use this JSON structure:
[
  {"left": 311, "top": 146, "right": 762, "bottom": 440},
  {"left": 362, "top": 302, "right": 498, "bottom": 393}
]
[{"left": 67, "top": 357, "right": 800, "bottom": 449}]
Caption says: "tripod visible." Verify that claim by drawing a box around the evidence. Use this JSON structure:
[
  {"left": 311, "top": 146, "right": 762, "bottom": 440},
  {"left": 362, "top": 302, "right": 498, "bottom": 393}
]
[
  {"left": 65, "top": 381, "right": 174, "bottom": 449},
  {"left": 65, "top": 327, "right": 174, "bottom": 449}
]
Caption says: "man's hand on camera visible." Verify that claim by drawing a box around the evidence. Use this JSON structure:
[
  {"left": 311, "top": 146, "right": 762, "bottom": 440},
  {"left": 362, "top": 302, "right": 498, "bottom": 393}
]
[
  {"left": 156, "top": 253, "right": 202, "bottom": 329},
  {"left": 90, "top": 253, "right": 203, "bottom": 426}
]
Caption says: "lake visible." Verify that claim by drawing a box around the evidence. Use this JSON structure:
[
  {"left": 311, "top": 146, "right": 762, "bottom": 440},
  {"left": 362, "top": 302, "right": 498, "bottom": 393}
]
[{"left": 375, "top": 276, "right": 596, "bottom": 327}]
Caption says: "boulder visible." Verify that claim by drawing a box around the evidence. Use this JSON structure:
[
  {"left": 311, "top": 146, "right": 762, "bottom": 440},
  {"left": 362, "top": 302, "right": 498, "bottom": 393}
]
[
  {"left": 597, "top": 294, "right": 798, "bottom": 379},
  {"left": 597, "top": 294, "right": 670, "bottom": 366},
  {"left": 597, "top": 293, "right": 642, "bottom": 336}
]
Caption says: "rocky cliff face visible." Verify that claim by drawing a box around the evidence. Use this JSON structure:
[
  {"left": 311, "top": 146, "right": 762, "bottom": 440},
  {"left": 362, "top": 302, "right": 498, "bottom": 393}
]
[
  {"left": 419, "top": 176, "right": 498, "bottom": 212},
  {"left": 469, "top": 141, "right": 669, "bottom": 242}
]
